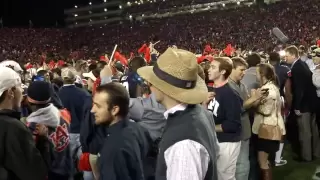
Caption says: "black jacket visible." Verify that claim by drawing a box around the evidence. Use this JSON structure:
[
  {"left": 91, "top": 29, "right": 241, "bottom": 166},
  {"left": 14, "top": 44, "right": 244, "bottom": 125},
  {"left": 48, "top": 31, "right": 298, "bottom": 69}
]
[
  {"left": 291, "top": 59, "right": 318, "bottom": 112},
  {"left": 0, "top": 109, "right": 48, "bottom": 180},
  {"left": 98, "top": 119, "right": 151, "bottom": 180}
]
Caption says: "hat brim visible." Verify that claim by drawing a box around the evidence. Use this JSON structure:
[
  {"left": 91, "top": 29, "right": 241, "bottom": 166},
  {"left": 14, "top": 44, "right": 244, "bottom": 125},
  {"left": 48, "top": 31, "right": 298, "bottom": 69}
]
[
  {"left": 83, "top": 72, "right": 97, "bottom": 81},
  {"left": 137, "top": 66, "right": 208, "bottom": 104}
]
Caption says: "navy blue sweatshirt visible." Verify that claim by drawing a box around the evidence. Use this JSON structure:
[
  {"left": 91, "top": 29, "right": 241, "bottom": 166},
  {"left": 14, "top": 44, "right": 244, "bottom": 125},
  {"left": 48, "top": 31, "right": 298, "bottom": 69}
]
[
  {"left": 58, "top": 85, "right": 92, "bottom": 133},
  {"left": 98, "top": 119, "right": 151, "bottom": 180},
  {"left": 208, "top": 84, "right": 242, "bottom": 142}
]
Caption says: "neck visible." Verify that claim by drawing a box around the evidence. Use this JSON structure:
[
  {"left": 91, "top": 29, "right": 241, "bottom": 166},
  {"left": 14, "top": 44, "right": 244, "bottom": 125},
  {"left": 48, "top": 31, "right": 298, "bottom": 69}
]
[
  {"left": 229, "top": 75, "right": 240, "bottom": 84},
  {"left": 162, "top": 97, "right": 181, "bottom": 110},
  {"left": 213, "top": 77, "right": 227, "bottom": 87},
  {"left": 0, "top": 101, "right": 13, "bottom": 111},
  {"left": 260, "top": 78, "right": 268, "bottom": 86},
  {"left": 109, "top": 116, "right": 122, "bottom": 126},
  {"left": 269, "top": 61, "right": 277, "bottom": 66}
]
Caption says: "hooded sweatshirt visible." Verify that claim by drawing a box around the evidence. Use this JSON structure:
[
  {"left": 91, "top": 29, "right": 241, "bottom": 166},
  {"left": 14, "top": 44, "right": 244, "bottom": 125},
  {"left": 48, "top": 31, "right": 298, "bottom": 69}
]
[{"left": 27, "top": 104, "right": 72, "bottom": 176}]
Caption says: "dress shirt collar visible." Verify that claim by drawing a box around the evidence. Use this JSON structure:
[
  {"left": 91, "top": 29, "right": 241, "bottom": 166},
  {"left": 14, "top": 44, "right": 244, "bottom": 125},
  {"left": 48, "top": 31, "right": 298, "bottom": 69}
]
[
  {"left": 63, "top": 84, "right": 75, "bottom": 87},
  {"left": 163, "top": 104, "right": 187, "bottom": 119},
  {"left": 291, "top": 58, "right": 300, "bottom": 68}
]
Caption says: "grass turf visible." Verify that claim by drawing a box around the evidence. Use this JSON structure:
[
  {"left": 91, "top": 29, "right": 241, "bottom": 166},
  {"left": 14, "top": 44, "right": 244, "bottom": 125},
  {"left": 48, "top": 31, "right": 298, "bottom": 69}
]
[{"left": 273, "top": 146, "right": 320, "bottom": 180}]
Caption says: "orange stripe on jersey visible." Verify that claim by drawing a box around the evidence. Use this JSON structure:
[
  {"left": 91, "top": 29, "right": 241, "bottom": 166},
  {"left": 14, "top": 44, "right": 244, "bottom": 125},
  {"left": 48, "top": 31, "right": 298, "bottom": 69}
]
[{"left": 60, "top": 109, "right": 71, "bottom": 124}]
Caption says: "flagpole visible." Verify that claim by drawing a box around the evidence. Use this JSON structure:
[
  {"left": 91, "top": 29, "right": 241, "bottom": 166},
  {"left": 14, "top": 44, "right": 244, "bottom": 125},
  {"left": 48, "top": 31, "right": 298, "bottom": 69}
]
[{"left": 108, "top": 44, "right": 118, "bottom": 66}]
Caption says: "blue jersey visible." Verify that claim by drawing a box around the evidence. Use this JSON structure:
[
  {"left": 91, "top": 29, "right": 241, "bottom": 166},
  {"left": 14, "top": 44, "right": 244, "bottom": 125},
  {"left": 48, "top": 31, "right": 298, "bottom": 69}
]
[{"left": 120, "top": 72, "right": 144, "bottom": 98}]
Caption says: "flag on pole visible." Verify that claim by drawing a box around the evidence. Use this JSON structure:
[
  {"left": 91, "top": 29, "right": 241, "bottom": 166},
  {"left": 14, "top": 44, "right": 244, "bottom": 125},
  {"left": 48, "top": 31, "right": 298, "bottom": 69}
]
[
  {"left": 0, "top": 17, "right": 3, "bottom": 28},
  {"left": 29, "top": 20, "right": 33, "bottom": 28}
]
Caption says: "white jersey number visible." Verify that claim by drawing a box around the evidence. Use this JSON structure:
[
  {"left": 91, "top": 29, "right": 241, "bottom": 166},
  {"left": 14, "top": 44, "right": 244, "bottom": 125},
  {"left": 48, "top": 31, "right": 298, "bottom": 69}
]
[
  {"left": 122, "top": 81, "right": 129, "bottom": 92},
  {"left": 207, "top": 98, "right": 220, "bottom": 117}
]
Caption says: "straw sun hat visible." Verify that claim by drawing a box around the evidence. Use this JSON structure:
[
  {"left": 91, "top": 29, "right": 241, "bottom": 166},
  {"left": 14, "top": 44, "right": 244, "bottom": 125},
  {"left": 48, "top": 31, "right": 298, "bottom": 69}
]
[{"left": 137, "top": 47, "right": 208, "bottom": 104}]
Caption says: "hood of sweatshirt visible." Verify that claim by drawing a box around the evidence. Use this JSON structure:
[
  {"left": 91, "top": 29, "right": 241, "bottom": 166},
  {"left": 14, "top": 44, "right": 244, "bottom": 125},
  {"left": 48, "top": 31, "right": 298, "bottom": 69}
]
[{"left": 27, "top": 104, "right": 60, "bottom": 127}]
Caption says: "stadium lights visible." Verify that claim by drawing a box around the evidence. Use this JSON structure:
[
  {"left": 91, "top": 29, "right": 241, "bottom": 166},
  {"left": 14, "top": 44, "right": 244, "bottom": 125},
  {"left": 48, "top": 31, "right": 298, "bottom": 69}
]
[
  {"left": 119, "top": 5, "right": 122, "bottom": 9},
  {"left": 104, "top": 8, "right": 107, "bottom": 11},
  {"left": 75, "top": 5, "right": 78, "bottom": 8},
  {"left": 89, "top": 2, "right": 92, "bottom": 5},
  {"left": 74, "top": 14, "right": 78, "bottom": 17}
]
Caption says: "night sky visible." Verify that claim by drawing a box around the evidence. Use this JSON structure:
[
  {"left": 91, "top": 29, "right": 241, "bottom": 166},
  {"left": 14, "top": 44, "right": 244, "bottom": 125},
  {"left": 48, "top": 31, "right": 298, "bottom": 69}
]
[{"left": 0, "top": 0, "right": 104, "bottom": 27}]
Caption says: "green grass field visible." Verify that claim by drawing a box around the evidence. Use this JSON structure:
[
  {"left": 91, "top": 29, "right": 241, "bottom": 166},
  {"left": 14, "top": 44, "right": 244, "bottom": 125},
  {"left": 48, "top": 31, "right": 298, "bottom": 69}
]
[{"left": 274, "top": 146, "right": 320, "bottom": 180}]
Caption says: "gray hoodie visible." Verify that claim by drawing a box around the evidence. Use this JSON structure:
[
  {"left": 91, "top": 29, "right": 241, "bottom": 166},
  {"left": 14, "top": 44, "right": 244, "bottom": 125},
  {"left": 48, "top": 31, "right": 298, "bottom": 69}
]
[{"left": 27, "top": 104, "right": 72, "bottom": 176}]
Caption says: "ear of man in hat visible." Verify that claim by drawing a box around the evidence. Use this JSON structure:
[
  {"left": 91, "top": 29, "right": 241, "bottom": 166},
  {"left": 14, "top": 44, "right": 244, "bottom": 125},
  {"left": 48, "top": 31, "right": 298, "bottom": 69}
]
[
  {"left": 137, "top": 47, "right": 208, "bottom": 105},
  {"left": 0, "top": 67, "right": 23, "bottom": 110}
]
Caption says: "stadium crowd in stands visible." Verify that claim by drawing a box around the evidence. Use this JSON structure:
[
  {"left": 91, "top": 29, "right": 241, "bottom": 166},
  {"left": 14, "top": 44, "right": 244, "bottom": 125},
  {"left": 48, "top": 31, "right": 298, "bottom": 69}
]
[{"left": 0, "top": 0, "right": 319, "bottom": 63}]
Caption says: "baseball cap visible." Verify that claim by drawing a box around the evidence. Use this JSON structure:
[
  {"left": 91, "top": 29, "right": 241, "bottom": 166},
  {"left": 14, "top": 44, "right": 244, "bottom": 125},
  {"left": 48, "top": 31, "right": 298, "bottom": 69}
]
[
  {"left": 0, "top": 67, "right": 22, "bottom": 96},
  {"left": 61, "top": 67, "right": 76, "bottom": 80},
  {"left": 0, "top": 60, "right": 23, "bottom": 73},
  {"left": 83, "top": 71, "right": 97, "bottom": 81}
]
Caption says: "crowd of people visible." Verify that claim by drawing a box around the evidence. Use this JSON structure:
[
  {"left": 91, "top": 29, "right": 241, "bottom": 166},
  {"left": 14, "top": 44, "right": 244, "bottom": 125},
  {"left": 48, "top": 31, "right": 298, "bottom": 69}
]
[
  {"left": 1, "top": 42, "right": 320, "bottom": 180},
  {"left": 0, "top": 0, "right": 319, "bottom": 63}
]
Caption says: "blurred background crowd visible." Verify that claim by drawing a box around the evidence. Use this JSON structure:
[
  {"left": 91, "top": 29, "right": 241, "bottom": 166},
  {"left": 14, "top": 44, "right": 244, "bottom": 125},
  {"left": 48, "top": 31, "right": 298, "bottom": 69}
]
[{"left": 0, "top": 0, "right": 319, "bottom": 63}]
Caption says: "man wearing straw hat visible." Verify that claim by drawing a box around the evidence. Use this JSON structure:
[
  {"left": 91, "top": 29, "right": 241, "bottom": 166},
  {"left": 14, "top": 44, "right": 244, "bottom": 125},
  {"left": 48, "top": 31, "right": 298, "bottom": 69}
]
[{"left": 137, "top": 47, "right": 218, "bottom": 180}]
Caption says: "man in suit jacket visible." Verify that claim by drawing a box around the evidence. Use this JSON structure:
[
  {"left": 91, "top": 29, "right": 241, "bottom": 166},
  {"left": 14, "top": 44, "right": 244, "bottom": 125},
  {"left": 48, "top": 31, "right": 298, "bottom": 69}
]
[{"left": 284, "top": 45, "right": 320, "bottom": 161}]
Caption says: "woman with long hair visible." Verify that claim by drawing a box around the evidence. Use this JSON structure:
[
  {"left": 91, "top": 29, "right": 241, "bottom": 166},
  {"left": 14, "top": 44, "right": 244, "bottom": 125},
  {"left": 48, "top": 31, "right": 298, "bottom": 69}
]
[{"left": 252, "top": 63, "right": 286, "bottom": 180}]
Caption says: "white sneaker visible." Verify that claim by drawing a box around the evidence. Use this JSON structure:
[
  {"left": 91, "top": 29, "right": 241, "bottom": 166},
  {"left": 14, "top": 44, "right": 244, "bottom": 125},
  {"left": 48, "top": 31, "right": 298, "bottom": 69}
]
[
  {"left": 275, "top": 157, "right": 287, "bottom": 167},
  {"left": 312, "top": 166, "right": 320, "bottom": 180}
]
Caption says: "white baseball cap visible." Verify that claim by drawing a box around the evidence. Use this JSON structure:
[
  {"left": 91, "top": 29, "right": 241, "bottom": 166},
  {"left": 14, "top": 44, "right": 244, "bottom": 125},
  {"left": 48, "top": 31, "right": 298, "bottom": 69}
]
[
  {"left": 61, "top": 67, "right": 76, "bottom": 80},
  {"left": 0, "top": 60, "right": 23, "bottom": 73},
  {"left": 83, "top": 71, "right": 97, "bottom": 81},
  {"left": 0, "top": 67, "right": 22, "bottom": 96}
]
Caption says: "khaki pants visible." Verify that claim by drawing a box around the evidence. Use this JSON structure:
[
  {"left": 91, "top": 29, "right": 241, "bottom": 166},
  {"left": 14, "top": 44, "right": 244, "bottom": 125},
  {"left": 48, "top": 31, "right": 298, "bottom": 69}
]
[
  {"left": 297, "top": 112, "right": 320, "bottom": 161},
  {"left": 89, "top": 154, "right": 99, "bottom": 180}
]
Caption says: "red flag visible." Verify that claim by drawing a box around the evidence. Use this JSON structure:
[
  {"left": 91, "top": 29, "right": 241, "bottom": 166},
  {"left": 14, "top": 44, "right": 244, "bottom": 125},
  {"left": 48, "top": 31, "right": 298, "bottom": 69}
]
[
  {"left": 114, "top": 51, "right": 128, "bottom": 66},
  {"left": 223, "top": 44, "right": 235, "bottom": 56},
  {"left": 138, "top": 44, "right": 148, "bottom": 54}
]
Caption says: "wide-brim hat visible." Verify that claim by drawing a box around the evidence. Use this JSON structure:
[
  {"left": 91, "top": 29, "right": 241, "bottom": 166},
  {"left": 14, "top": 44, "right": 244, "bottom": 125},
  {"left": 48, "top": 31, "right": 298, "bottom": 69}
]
[{"left": 137, "top": 47, "right": 208, "bottom": 104}]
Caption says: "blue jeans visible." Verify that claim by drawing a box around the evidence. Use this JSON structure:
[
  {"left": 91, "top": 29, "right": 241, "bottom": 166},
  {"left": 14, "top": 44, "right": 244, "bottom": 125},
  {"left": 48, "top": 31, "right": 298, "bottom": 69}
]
[
  {"left": 70, "top": 133, "right": 94, "bottom": 180},
  {"left": 236, "top": 139, "right": 250, "bottom": 180}
]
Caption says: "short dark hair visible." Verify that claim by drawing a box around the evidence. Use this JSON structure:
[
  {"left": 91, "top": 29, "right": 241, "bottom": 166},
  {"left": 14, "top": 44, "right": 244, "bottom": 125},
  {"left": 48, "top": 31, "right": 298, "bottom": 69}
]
[
  {"left": 246, "top": 53, "right": 261, "bottom": 68},
  {"left": 37, "top": 70, "right": 48, "bottom": 77},
  {"left": 0, "top": 91, "right": 7, "bottom": 104},
  {"left": 231, "top": 57, "right": 248, "bottom": 69},
  {"left": 214, "top": 57, "right": 233, "bottom": 79},
  {"left": 97, "top": 61, "right": 107, "bottom": 69},
  {"left": 52, "top": 68, "right": 61, "bottom": 76},
  {"left": 268, "top": 52, "right": 281, "bottom": 63},
  {"left": 285, "top": 45, "right": 299, "bottom": 58},
  {"left": 129, "top": 56, "right": 146, "bottom": 72},
  {"left": 88, "top": 64, "right": 97, "bottom": 71},
  {"left": 96, "top": 83, "right": 129, "bottom": 118}
]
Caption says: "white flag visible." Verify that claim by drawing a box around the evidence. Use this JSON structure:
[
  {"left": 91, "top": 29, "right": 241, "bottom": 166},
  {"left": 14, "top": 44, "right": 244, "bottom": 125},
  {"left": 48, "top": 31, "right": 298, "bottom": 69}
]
[{"left": 29, "top": 20, "right": 33, "bottom": 28}]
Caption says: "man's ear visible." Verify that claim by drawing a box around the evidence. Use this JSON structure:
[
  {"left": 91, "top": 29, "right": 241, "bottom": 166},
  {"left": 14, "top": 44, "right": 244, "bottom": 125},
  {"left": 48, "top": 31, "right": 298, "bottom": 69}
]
[
  {"left": 7, "top": 88, "right": 15, "bottom": 99},
  {"left": 220, "top": 69, "right": 226, "bottom": 75},
  {"left": 111, "top": 106, "right": 120, "bottom": 117}
]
